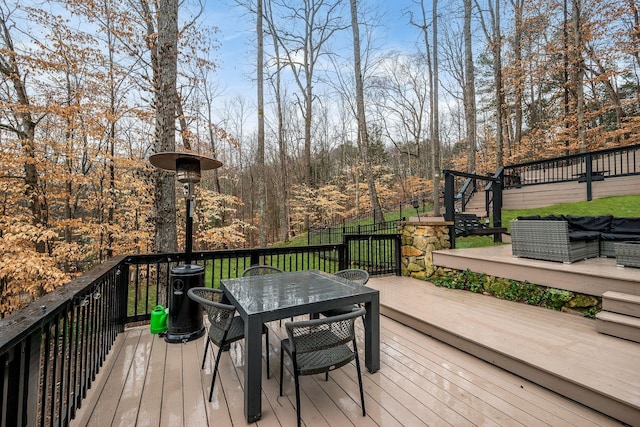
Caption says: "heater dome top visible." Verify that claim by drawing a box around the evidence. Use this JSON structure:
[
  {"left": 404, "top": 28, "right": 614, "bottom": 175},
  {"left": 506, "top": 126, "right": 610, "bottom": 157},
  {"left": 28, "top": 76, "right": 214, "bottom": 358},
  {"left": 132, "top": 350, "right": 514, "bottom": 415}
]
[{"left": 149, "top": 152, "right": 222, "bottom": 172}]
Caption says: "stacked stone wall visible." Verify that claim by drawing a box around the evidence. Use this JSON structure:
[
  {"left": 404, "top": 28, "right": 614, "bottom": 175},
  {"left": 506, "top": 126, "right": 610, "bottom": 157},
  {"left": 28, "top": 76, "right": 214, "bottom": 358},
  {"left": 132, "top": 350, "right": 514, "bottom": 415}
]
[{"left": 398, "top": 221, "right": 451, "bottom": 280}]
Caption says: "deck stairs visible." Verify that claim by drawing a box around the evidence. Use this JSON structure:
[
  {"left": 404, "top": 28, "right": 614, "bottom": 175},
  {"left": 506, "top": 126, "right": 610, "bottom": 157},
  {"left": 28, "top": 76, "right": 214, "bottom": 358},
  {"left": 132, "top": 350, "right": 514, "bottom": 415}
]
[
  {"left": 596, "top": 291, "right": 640, "bottom": 343},
  {"left": 458, "top": 190, "right": 488, "bottom": 217},
  {"left": 427, "top": 245, "right": 640, "bottom": 425},
  {"left": 369, "top": 273, "right": 640, "bottom": 426}
]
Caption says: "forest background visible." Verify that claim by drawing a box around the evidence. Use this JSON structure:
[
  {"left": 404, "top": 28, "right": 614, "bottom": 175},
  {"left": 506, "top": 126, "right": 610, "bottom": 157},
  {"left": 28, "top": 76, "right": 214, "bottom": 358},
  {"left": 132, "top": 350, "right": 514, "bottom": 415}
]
[{"left": 1, "top": 0, "right": 639, "bottom": 317}]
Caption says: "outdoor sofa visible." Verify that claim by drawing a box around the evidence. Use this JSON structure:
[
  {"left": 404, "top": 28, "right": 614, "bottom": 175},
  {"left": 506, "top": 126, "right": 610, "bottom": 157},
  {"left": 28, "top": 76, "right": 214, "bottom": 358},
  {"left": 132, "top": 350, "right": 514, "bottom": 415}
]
[{"left": 510, "top": 215, "right": 640, "bottom": 263}]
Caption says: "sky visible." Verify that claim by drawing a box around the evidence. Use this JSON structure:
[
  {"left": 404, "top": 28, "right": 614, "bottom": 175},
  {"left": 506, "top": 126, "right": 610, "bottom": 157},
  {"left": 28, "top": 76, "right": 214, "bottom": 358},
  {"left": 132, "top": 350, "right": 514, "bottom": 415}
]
[{"left": 201, "top": 0, "right": 426, "bottom": 103}]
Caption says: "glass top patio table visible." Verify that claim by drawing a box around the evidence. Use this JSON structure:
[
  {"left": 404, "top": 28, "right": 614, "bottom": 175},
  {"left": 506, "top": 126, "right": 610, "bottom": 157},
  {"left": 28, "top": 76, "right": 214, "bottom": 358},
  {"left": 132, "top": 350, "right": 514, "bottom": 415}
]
[{"left": 221, "top": 269, "right": 380, "bottom": 423}]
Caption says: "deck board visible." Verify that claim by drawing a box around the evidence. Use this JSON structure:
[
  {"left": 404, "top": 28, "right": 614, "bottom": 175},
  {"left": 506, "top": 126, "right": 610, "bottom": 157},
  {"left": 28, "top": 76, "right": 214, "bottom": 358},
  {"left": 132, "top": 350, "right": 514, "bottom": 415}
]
[
  {"left": 77, "top": 328, "right": 142, "bottom": 426},
  {"left": 71, "top": 273, "right": 633, "bottom": 426},
  {"left": 113, "top": 330, "right": 151, "bottom": 426},
  {"left": 137, "top": 331, "right": 166, "bottom": 427},
  {"left": 368, "top": 274, "right": 639, "bottom": 426},
  {"left": 183, "top": 339, "right": 209, "bottom": 426},
  {"left": 381, "top": 316, "right": 611, "bottom": 427}
]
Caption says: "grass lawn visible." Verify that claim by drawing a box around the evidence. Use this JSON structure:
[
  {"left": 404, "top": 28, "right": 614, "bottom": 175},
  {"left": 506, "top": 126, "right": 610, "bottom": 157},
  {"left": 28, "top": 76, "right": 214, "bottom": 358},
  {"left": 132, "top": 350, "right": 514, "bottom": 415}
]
[
  {"left": 457, "top": 194, "right": 640, "bottom": 248},
  {"left": 286, "top": 195, "right": 640, "bottom": 250},
  {"left": 501, "top": 194, "right": 640, "bottom": 223}
]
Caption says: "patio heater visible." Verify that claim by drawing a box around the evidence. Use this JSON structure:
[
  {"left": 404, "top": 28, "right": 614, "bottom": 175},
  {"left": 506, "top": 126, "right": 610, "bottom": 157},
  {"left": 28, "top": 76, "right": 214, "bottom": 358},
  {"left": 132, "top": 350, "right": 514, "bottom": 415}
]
[{"left": 149, "top": 152, "right": 222, "bottom": 343}]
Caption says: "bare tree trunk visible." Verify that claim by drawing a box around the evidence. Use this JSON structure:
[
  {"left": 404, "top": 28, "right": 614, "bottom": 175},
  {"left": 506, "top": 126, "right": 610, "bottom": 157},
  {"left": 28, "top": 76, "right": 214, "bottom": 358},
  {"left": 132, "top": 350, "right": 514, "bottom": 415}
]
[
  {"left": 203, "top": 83, "right": 222, "bottom": 192},
  {"left": 107, "top": 108, "right": 116, "bottom": 259},
  {"left": 573, "top": 0, "right": 586, "bottom": 152},
  {"left": 492, "top": 0, "right": 504, "bottom": 167},
  {"left": 0, "top": 13, "right": 44, "bottom": 253},
  {"left": 563, "top": 0, "right": 571, "bottom": 154},
  {"left": 154, "top": 0, "right": 178, "bottom": 253},
  {"left": 303, "top": 71, "right": 312, "bottom": 231},
  {"left": 350, "top": 0, "right": 383, "bottom": 223},
  {"left": 431, "top": 0, "right": 441, "bottom": 216},
  {"left": 415, "top": 1, "right": 435, "bottom": 208},
  {"left": 257, "top": 0, "right": 267, "bottom": 246},
  {"left": 265, "top": 0, "right": 290, "bottom": 242},
  {"left": 276, "top": 70, "right": 290, "bottom": 242},
  {"left": 106, "top": 6, "right": 117, "bottom": 259},
  {"left": 510, "top": 0, "right": 524, "bottom": 153},
  {"left": 476, "top": 0, "right": 505, "bottom": 167},
  {"left": 464, "top": 0, "right": 477, "bottom": 173},
  {"left": 176, "top": 92, "right": 192, "bottom": 150},
  {"left": 419, "top": 0, "right": 441, "bottom": 215}
]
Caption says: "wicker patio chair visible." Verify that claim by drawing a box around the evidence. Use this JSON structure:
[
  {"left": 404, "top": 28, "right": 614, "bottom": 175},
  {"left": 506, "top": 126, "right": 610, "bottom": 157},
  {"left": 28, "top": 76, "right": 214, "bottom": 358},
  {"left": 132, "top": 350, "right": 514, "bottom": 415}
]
[
  {"left": 279, "top": 308, "right": 367, "bottom": 427},
  {"left": 320, "top": 269, "right": 369, "bottom": 317},
  {"left": 187, "top": 287, "right": 270, "bottom": 402},
  {"left": 242, "top": 265, "right": 289, "bottom": 325},
  {"left": 241, "top": 265, "right": 284, "bottom": 276}
]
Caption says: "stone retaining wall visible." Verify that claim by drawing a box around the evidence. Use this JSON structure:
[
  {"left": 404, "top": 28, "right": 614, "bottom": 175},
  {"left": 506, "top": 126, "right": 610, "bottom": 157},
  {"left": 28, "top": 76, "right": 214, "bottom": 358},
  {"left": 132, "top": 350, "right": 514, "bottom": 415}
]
[{"left": 398, "top": 220, "right": 452, "bottom": 280}]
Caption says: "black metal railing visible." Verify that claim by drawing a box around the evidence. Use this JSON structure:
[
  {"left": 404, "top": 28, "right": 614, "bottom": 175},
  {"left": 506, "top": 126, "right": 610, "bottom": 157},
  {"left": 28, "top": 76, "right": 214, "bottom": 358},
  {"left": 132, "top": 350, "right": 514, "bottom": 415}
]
[
  {"left": 308, "top": 220, "right": 398, "bottom": 245},
  {"left": 448, "top": 144, "right": 640, "bottom": 215},
  {"left": 0, "top": 256, "right": 128, "bottom": 427},
  {"left": 484, "top": 167, "right": 504, "bottom": 215},
  {"left": 458, "top": 174, "right": 477, "bottom": 212},
  {"left": 123, "top": 244, "right": 348, "bottom": 322},
  {"left": 343, "top": 234, "right": 401, "bottom": 276},
  {"left": 0, "top": 237, "right": 400, "bottom": 426},
  {"left": 443, "top": 170, "right": 503, "bottom": 248},
  {"left": 502, "top": 143, "right": 640, "bottom": 188}
]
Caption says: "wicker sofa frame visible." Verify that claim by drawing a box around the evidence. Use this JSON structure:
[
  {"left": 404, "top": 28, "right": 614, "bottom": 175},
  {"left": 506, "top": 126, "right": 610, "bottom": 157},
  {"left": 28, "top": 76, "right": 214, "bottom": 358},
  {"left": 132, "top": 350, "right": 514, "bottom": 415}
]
[
  {"left": 600, "top": 241, "right": 619, "bottom": 258},
  {"left": 510, "top": 220, "right": 600, "bottom": 263},
  {"left": 615, "top": 242, "right": 640, "bottom": 267},
  {"left": 511, "top": 215, "right": 640, "bottom": 263}
]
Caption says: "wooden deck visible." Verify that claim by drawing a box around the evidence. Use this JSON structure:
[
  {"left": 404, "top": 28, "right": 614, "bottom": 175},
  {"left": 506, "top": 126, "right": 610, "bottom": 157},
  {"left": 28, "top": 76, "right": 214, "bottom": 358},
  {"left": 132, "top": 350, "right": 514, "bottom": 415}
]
[
  {"left": 370, "top": 276, "right": 639, "bottom": 427},
  {"left": 71, "top": 274, "right": 637, "bottom": 426}
]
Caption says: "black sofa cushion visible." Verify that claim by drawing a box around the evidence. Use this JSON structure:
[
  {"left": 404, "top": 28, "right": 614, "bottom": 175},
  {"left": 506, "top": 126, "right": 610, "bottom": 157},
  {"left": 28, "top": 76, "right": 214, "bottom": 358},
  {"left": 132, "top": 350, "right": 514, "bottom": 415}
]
[
  {"left": 516, "top": 215, "right": 567, "bottom": 221},
  {"left": 541, "top": 215, "right": 566, "bottom": 221},
  {"left": 568, "top": 230, "right": 602, "bottom": 241},
  {"left": 609, "top": 217, "right": 640, "bottom": 234},
  {"left": 600, "top": 232, "right": 640, "bottom": 241},
  {"left": 565, "top": 215, "right": 613, "bottom": 232},
  {"left": 517, "top": 215, "right": 541, "bottom": 220}
]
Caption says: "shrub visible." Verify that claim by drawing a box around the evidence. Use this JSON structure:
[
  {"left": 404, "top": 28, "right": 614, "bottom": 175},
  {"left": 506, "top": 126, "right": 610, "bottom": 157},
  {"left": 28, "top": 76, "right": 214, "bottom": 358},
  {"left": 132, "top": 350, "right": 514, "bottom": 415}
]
[{"left": 432, "top": 268, "right": 597, "bottom": 317}]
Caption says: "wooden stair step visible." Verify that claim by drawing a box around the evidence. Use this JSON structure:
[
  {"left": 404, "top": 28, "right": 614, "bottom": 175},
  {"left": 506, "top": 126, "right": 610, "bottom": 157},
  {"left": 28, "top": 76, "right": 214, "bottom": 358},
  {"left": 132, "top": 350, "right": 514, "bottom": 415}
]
[
  {"left": 595, "top": 311, "right": 640, "bottom": 343},
  {"left": 602, "top": 291, "right": 640, "bottom": 317},
  {"left": 370, "top": 276, "right": 640, "bottom": 425}
]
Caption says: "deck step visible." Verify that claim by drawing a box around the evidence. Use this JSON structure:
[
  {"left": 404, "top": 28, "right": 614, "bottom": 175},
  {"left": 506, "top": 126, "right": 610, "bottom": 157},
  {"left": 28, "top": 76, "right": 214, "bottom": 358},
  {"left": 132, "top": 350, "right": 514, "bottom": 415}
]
[
  {"left": 597, "top": 292, "right": 640, "bottom": 343},
  {"left": 595, "top": 311, "right": 640, "bottom": 343},
  {"left": 602, "top": 291, "right": 640, "bottom": 317},
  {"left": 370, "top": 276, "right": 640, "bottom": 426}
]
